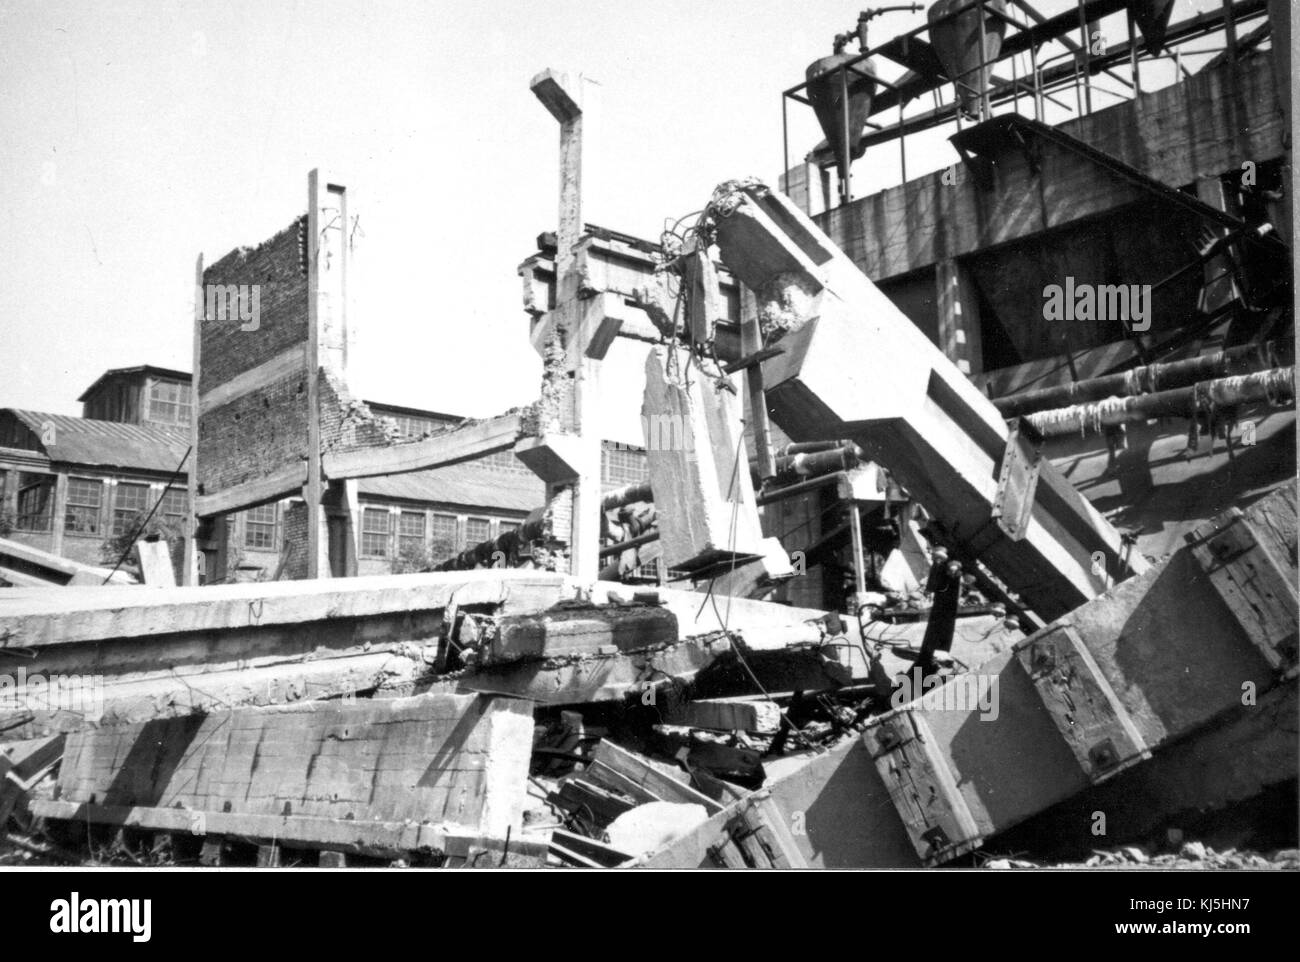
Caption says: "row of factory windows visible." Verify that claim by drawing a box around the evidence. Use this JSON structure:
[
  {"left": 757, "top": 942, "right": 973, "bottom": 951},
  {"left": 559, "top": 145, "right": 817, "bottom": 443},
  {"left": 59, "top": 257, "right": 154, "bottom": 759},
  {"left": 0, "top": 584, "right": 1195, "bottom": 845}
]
[
  {"left": 357, "top": 507, "right": 520, "bottom": 560},
  {"left": 8, "top": 472, "right": 188, "bottom": 538},
  {"left": 5, "top": 472, "right": 521, "bottom": 565},
  {"left": 222, "top": 500, "right": 522, "bottom": 560}
]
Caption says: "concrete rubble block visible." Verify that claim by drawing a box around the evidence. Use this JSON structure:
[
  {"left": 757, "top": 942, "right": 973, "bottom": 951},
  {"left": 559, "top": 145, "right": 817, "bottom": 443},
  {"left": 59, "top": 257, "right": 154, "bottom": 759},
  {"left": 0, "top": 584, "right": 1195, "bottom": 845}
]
[
  {"left": 607, "top": 801, "right": 710, "bottom": 859},
  {"left": 641, "top": 739, "right": 921, "bottom": 869},
  {"left": 51, "top": 692, "right": 535, "bottom": 841},
  {"left": 862, "top": 485, "right": 1297, "bottom": 865},
  {"left": 485, "top": 603, "right": 679, "bottom": 665},
  {"left": 666, "top": 697, "right": 782, "bottom": 734},
  {"left": 642, "top": 345, "right": 768, "bottom": 574}
]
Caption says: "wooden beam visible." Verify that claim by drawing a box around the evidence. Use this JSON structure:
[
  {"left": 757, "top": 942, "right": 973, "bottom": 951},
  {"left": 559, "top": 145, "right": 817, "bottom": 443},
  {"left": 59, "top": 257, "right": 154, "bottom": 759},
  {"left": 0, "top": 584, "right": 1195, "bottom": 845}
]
[
  {"left": 194, "top": 462, "right": 307, "bottom": 519},
  {"left": 322, "top": 413, "right": 522, "bottom": 480},
  {"left": 589, "top": 740, "right": 724, "bottom": 815}
]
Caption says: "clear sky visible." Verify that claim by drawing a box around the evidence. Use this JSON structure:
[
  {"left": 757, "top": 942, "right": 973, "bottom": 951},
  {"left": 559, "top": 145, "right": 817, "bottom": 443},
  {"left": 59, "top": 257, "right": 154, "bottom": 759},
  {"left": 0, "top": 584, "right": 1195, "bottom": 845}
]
[{"left": 0, "top": 0, "right": 1203, "bottom": 418}]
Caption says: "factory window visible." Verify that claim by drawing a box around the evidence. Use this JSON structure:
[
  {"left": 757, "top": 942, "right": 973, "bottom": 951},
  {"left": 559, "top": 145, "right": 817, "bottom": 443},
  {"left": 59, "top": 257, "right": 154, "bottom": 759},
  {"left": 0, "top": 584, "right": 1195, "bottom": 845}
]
[
  {"left": 361, "top": 507, "right": 391, "bottom": 557},
  {"left": 159, "top": 488, "right": 188, "bottom": 533},
  {"left": 465, "top": 517, "right": 490, "bottom": 547},
  {"left": 431, "top": 513, "right": 458, "bottom": 559},
  {"left": 244, "top": 503, "right": 277, "bottom": 550},
  {"left": 480, "top": 450, "right": 532, "bottom": 475},
  {"left": 602, "top": 444, "right": 647, "bottom": 487},
  {"left": 65, "top": 477, "right": 103, "bottom": 535},
  {"left": 388, "top": 415, "right": 439, "bottom": 439},
  {"left": 148, "top": 379, "right": 192, "bottom": 426},
  {"left": 15, "top": 473, "right": 54, "bottom": 531},
  {"left": 398, "top": 511, "right": 425, "bottom": 554},
  {"left": 112, "top": 483, "right": 150, "bottom": 536}
]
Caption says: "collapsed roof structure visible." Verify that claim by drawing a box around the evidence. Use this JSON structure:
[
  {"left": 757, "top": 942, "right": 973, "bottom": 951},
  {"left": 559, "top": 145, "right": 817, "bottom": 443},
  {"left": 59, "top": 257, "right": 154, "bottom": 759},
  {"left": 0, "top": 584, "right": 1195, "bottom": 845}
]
[{"left": 1, "top": 0, "right": 1295, "bottom": 869}]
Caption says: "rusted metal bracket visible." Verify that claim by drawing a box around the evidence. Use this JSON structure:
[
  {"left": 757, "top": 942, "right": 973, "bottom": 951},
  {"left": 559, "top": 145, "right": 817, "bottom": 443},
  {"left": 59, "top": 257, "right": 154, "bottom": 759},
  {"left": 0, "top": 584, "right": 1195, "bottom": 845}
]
[
  {"left": 861, "top": 710, "right": 982, "bottom": 865},
  {"left": 706, "top": 790, "right": 808, "bottom": 868},
  {"left": 1185, "top": 507, "right": 1299, "bottom": 671},
  {"left": 991, "top": 417, "right": 1043, "bottom": 541},
  {"left": 1017, "top": 623, "right": 1151, "bottom": 781}
]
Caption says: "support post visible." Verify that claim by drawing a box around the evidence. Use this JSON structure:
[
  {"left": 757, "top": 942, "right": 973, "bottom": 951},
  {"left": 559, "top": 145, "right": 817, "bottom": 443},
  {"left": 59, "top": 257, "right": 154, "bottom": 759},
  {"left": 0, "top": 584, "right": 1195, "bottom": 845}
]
[
  {"left": 531, "top": 69, "right": 603, "bottom": 583},
  {"left": 306, "top": 170, "right": 352, "bottom": 579},
  {"left": 184, "top": 254, "right": 203, "bottom": 585}
]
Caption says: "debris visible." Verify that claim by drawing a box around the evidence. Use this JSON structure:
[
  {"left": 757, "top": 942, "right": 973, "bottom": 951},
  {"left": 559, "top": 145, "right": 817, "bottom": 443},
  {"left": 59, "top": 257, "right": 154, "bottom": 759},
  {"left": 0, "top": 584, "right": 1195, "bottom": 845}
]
[{"left": 606, "top": 802, "right": 710, "bottom": 857}]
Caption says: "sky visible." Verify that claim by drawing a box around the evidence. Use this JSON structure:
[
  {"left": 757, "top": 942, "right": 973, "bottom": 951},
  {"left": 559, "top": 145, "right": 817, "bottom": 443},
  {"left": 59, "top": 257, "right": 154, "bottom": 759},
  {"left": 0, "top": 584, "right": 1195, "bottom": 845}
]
[{"left": 0, "top": 0, "right": 1206, "bottom": 418}]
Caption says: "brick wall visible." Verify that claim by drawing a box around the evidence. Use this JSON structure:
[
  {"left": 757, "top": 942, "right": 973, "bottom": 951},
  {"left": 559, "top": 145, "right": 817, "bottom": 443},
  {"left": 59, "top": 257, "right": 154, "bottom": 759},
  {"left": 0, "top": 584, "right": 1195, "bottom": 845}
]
[
  {"left": 280, "top": 500, "right": 308, "bottom": 580},
  {"left": 197, "top": 217, "right": 310, "bottom": 497}
]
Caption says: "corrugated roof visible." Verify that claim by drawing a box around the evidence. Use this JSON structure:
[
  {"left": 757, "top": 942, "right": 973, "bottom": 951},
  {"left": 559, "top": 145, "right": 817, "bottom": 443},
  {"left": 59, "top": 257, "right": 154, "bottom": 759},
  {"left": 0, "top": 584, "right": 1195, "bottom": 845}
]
[
  {"left": 7, "top": 410, "right": 190, "bottom": 474},
  {"left": 357, "top": 461, "right": 544, "bottom": 513}
]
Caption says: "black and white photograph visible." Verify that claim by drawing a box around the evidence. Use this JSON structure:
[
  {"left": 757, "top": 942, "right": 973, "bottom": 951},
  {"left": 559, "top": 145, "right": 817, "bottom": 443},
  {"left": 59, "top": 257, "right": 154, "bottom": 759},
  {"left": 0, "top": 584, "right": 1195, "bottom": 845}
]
[{"left": 0, "top": 0, "right": 1295, "bottom": 933}]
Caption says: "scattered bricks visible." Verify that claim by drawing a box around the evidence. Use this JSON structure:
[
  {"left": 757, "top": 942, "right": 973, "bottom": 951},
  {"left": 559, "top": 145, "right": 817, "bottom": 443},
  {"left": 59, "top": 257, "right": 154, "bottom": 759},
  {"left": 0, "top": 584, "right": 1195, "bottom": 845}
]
[{"left": 667, "top": 697, "right": 782, "bottom": 734}]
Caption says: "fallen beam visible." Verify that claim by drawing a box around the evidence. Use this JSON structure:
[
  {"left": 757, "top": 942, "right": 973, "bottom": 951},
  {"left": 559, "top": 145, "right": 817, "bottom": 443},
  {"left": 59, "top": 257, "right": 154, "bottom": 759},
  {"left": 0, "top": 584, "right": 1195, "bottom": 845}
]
[
  {"left": 0, "top": 536, "right": 136, "bottom": 587},
  {"left": 322, "top": 412, "right": 523, "bottom": 480},
  {"left": 640, "top": 736, "right": 921, "bottom": 868},
  {"left": 47, "top": 692, "right": 534, "bottom": 841},
  {"left": 860, "top": 484, "right": 1297, "bottom": 864},
  {"left": 709, "top": 180, "right": 1146, "bottom": 622}
]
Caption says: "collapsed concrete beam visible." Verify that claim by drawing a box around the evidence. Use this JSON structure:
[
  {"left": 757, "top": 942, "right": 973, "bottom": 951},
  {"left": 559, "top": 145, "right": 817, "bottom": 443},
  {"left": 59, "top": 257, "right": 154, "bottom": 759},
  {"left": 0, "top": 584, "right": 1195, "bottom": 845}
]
[
  {"left": 0, "top": 569, "right": 567, "bottom": 650},
  {"left": 642, "top": 345, "right": 785, "bottom": 576},
  {"left": 640, "top": 736, "right": 922, "bottom": 868},
  {"left": 860, "top": 484, "right": 1297, "bottom": 864},
  {"left": 322, "top": 412, "right": 523, "bottom": 480},
  {"left": 1, "top": 569, "right": 847, "bottom": 733},
  {"left": 42, "top": 692, "right": 534, "bottom": 843},
  {"left": 0, "top": 536, "right": 136, "bottom": 587},
  {"left": 482, "top": 604, "right": 679, "bottom": 666},
  {"left": 708, "top": 180, "right": 1146, "bottom": 621},
  {"left": 666, "top": 697, "right": 782, "bottom": 733}
]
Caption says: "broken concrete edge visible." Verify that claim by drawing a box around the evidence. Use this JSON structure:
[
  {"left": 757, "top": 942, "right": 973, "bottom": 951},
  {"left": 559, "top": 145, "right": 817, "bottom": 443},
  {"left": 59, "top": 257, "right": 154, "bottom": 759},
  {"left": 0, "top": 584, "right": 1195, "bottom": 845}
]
[
  {"left": 27, "top": 799, "right": 554, "bottom": 863},
  {"left": 0, "top": 571, "right": 833, "bottom": 651},
  {"left": 47, "top": 691, "right": 537, "bottom": 847}
]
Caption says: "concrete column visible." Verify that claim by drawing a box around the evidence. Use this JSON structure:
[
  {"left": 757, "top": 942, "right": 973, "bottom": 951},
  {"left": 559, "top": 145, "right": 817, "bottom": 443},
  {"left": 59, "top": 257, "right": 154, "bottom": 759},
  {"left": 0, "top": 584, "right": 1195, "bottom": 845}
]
[
  {"left": 50, "top": 472, "right": 67, "bottom": 555},
  {"left": 779, "top": 163, "right": 830, "bottom": 218}
]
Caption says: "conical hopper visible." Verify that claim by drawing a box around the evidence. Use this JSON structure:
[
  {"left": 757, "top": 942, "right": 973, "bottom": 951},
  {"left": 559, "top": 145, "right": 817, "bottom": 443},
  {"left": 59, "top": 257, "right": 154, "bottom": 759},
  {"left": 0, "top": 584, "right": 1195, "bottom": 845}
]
[
  {"left": 806, "top": 53, "right": 877, "bottom": 195},
  {"left": 1129, "top": 0, "right": 1175, "bottom": 54},
  {"left": 928, "top": 0, "right": 1007, "bottom": 118}
]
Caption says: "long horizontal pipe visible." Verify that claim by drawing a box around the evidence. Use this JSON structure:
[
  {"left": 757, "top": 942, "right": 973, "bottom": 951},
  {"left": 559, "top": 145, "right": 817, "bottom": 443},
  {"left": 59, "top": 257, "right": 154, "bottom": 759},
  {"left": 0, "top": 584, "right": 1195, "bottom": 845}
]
[
  {"left": 1025, "top": 367, "right": 1295, "bottom": 438},
  {"left": 995, "top": 342, "right": 1292, "bottom": 419}
]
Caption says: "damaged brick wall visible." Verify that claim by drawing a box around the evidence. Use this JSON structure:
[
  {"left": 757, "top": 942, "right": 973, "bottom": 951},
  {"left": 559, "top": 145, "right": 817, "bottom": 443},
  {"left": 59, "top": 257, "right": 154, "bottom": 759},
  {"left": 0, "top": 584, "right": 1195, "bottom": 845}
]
[
  {"left": 280, "top": 500, "right": 308, "bottom": 580},
  {"left": 197, "top": 217, "right": 310, "bottom": 496}
]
